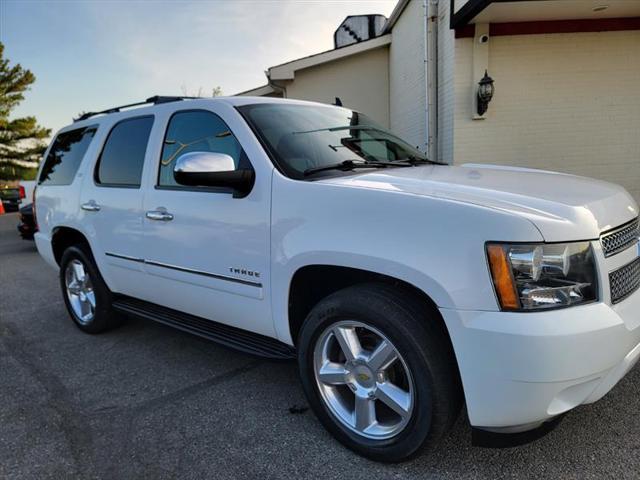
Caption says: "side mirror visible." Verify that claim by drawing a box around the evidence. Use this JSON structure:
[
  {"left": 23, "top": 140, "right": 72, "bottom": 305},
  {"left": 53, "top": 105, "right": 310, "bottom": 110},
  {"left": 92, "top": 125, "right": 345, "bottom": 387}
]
[{"left": 173, "top": 151, "right": 254, "bottom": 197}]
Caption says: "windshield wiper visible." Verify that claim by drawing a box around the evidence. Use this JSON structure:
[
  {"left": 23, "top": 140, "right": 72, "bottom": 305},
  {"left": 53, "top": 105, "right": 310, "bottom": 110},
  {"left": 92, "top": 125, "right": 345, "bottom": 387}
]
[
  {"left": 303, "top": 159, "right": 410, "bottom": 177},
  {"left": 293, "top": 125, "right": 384, "bottom": 135},
  {"left": 395, "top": 156, "right": 445, "bottom": 166}
]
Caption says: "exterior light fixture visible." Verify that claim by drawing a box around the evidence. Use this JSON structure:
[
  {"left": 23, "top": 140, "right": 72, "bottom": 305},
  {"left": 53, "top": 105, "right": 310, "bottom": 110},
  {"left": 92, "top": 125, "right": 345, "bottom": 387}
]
[{"left": 477, "top": 70, "right": 495, "bottom": 116}]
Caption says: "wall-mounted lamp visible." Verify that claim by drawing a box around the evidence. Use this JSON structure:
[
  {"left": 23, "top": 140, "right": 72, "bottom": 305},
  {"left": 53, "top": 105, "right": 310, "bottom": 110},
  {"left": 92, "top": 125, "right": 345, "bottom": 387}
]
[{"left": 477, "top": 70, "right": 495, "bottom": 116}]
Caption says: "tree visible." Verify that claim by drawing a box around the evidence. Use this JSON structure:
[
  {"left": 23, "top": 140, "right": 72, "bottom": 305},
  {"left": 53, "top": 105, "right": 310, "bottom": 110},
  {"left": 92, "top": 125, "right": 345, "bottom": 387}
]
[
  {"left": 180, "top": 84, "right": 223, "bottom": 97},
  {"left": 0, "top": 42, "right": 50, "bottom": 182}
]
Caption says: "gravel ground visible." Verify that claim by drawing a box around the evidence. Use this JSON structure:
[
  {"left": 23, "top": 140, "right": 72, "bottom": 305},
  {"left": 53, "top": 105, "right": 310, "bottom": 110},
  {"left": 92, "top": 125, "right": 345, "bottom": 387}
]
[{"left": 0, "top": 212, "right": 638, "bottom": 479}]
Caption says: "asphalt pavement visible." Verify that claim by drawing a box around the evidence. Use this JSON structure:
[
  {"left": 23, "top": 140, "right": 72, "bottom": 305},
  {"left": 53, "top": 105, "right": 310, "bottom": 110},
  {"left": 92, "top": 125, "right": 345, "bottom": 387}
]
[{"left": 1, "top": 212, "right": 638, "bottom": 479}]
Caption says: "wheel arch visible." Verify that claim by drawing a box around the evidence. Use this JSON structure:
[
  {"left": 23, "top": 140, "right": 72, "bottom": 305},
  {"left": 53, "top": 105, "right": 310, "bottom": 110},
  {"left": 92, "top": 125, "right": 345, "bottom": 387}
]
[
  {"left": 288, "top": 264, "right": 465, "bottom": 439},
  {"left": 51, "top": 226, "right": 92, "bottom": 265},
  {"left": 287, "top": 264, "right": 449, "bottom": 348}
]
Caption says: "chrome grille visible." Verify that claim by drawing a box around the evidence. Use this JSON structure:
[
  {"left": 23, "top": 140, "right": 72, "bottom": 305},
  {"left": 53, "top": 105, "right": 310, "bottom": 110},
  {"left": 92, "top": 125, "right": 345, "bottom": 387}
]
[
  {"left": 610, "top": 257, "right": 640, "bottom": 304},
  {"left": 600, "top": 219, "right": 639, "bottom": 257}
]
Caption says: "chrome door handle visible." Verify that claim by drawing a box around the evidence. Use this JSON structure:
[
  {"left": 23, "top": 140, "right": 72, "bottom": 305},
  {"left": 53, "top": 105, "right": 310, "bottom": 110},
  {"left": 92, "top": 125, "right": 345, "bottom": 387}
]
[
  {"left": 146, "top": 210, "right": 174, "bottom": 221},
  {"left": 81, "top": 201, "right": 100, "bottom": 212}
]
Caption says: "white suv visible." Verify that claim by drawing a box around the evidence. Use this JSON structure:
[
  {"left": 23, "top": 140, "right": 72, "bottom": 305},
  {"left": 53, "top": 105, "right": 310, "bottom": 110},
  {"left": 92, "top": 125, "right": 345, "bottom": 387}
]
[{"left": 34, "top": 96, "right": 640, "bottom": 461}]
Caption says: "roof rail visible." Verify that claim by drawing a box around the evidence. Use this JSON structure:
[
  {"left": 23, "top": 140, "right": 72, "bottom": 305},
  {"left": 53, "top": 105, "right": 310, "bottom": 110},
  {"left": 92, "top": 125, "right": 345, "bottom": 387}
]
[{"left": 74, "top": 95, "right": 200, "bottom": 122}]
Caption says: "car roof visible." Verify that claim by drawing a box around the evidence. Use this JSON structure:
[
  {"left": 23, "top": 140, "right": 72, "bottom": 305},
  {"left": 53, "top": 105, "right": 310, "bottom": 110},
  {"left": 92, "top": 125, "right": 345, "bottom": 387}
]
[{"left": 60, "top": 96, "right": 336, "bottom": 135}]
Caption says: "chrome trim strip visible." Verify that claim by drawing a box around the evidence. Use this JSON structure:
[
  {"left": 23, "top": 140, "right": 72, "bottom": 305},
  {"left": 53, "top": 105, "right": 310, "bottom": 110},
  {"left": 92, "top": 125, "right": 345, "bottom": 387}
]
[
  {"left": 144, "top": 260, "right": 262, "bottom": 288},
  {"left": 105, "top": 252, "right": 144, "bottom": 263},
  {"left": 105, "top": 252, "right": 262, "bottom": 288}
]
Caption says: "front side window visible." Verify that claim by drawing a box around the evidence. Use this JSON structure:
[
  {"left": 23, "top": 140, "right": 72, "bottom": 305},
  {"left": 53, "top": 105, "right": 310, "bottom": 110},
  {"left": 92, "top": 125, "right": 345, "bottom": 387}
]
[
  {"left": 158, "top": 110, "right": 247, "bottom": 188},
  {"left": 95, "top": 116, "right": 154, "bottom": 187},
  {"left": 238, "top": 104, "right": 429, "bottom": 179},
  {"left": 39, "top": 126, "right": 97, "bottom": 185}
]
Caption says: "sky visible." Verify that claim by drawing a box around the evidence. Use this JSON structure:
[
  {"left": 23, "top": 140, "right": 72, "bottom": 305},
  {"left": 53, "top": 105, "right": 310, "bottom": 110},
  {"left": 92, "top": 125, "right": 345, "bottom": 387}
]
[{"left": 1, "top": 0, "right": 397, "bottom": 136}]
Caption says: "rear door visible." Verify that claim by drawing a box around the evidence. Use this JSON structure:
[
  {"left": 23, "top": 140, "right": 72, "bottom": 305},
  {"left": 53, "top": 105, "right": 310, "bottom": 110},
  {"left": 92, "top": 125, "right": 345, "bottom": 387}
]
[
  {"left": 139, "top": 106, "right": 274, "bottom": 337},
  {"left": 79, "top": 115, "right": 154, "bottom": 297}
]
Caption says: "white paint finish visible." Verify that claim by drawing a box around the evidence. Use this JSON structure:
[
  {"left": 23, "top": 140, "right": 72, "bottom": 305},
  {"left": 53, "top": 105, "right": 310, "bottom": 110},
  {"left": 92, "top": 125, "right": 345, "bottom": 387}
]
[
  {"left": 80, "top": 186, "right": 148, "bottom": 294},
  {"left": 137, "top": 101, "right": 276, "bottom": 337},
  {"left": 269, "top": 167, "right": 546, "bottom": 345},
  {"left": 35, "top": 97, "right": 640, "bottom": 433},
  {"left": 453, "top": 30, "right": 640, "bottom": 202},
  {"left": 317, "top": 163, "right": 638, "bottom": 241},
  {"left": 389, "top": 0, "right": 427, "bottom": 149},
  {"left": 74, "top": 113, "right": 160, "bottom": 299},
  {"left": 441, "top": 287, "right": 640, "bottom": 427},
  {"left": 284, "top": 46, "right": 391, "bottom": 128},
  {"left": 34, "top": 231, "right": 57, "bottom": 269}
]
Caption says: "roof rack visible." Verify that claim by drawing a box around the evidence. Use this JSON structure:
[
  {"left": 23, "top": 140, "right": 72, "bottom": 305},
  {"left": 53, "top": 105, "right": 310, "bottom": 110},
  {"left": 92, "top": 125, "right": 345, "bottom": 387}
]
[{"left": 74, "top": 96, "right": 200, "bottom": 122}]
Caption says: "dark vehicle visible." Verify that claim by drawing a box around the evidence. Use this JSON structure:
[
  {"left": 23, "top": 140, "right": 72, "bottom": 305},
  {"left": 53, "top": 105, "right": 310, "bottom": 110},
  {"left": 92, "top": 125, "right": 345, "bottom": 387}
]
[
  {"left": 17, "top": 203, "right": 36, "bottom": 240},
  {"left": 0, "top": 185, "right": 25, "bottom": 212}
]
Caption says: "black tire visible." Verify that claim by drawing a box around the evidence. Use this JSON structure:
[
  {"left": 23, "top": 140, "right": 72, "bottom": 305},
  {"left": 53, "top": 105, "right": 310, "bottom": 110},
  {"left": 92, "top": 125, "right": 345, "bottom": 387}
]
[
  {"left": 59, "top": 244, "right": 124, "bottom": 334},
  {"left": 297, "top": 283, "right": 462, "bottom": 462}
]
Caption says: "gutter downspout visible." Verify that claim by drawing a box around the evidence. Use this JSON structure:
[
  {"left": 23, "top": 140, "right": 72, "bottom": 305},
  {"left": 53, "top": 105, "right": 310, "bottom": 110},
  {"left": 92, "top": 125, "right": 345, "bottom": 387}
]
[
  {"left": 424, "top": 0, "right": 438, "bottom": 161},
  {"left": 266, "top": 69, "right": 287, "bottom": 98}
]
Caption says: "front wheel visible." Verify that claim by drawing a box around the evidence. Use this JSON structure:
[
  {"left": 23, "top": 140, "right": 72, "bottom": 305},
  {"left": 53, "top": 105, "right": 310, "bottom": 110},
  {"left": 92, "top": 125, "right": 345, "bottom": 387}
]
[{"left": 297, "top": 283, "right": 461, "bottom": 462}]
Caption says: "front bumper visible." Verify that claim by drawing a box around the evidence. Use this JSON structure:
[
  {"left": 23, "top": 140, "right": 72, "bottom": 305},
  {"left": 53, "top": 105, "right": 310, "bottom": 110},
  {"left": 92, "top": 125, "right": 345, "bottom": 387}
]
[{"left": 440, "top": 288, "right": 640, "bottom": 430}]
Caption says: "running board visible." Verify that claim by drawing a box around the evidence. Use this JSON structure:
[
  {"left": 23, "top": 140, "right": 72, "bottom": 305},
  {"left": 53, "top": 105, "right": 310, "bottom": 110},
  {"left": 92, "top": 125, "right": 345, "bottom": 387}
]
[{"left": 112, "top": 296, "right": 295, "bottom": 360}]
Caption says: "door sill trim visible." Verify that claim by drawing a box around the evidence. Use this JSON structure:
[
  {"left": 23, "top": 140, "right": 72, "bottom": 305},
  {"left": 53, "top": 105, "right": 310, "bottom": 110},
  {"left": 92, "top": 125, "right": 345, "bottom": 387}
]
[{"left": 112, "top": 295, "right": 295, "bottom": 360}]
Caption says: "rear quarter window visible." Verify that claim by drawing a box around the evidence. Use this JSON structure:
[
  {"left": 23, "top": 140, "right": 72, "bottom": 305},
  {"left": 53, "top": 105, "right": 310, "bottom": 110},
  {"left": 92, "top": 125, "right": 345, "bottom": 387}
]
[{"left": 38, "top": 125, "right": 98, "bottom": 186}]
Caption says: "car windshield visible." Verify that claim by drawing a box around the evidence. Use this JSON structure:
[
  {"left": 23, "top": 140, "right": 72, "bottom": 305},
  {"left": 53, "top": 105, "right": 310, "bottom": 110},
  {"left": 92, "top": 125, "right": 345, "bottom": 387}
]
[{"left": 238, "top": 103, "right": 429, "bottom": 179}]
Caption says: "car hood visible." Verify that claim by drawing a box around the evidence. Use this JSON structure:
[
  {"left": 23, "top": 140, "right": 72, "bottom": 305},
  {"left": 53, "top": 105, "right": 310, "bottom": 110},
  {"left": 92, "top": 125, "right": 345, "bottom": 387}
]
[{"left": 317, "top": 163, "right": 638, "bottom": 242}]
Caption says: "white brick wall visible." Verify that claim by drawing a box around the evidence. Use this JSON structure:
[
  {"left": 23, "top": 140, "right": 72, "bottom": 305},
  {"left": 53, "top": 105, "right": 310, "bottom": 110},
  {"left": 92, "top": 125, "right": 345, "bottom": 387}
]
[
  {"left": 437, "top": 0, "right": 456, "bottom": 164},
  {"left": 452, "top": 30, "right": 640, "bottom": 202},
  {"left": 389, "top": 0, "right": 427, "bottom": 149}
]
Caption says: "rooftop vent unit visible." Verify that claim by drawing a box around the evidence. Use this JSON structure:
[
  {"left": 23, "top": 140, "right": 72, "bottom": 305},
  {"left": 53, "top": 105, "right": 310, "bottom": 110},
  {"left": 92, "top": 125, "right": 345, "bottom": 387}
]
[{"left": 334, "top": 14, "right": 387, "bottom": 49}]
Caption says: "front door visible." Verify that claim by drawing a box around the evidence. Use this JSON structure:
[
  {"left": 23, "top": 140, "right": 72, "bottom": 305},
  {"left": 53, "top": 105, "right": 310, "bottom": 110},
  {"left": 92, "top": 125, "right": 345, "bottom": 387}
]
[{"left": 139, "top": 108, "right": 273, "bottom": 337}]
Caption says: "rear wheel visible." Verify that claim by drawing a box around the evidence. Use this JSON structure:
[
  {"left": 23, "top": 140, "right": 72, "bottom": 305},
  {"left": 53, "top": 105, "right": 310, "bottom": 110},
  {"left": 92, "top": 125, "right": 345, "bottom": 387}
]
[
  {"left": 297, "top": 283, "right": 461, "bottom": 462},
  {"left": 59, "top": 245, "right": 123, "bottom": 333}
]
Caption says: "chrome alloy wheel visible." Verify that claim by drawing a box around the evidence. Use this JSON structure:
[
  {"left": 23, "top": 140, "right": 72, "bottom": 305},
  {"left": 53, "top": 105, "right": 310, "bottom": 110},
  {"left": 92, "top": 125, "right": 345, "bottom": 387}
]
[
  {"left": 313, "top": 321, "right": 415, "bottom": 440},
  {"left": 65, "top": 259, "right": 96, "bottom": 324}
]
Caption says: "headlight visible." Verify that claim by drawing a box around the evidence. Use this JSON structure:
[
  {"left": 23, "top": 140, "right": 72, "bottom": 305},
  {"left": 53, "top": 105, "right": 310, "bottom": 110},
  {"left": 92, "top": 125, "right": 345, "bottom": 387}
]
[{"left": 486, "top": 242, "right": 598, "bottom": 311}]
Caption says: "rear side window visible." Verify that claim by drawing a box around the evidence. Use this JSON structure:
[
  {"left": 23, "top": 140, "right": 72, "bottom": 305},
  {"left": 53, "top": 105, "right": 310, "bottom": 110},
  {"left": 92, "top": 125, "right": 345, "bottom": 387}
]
[
  {"left": 95, "top": 116, "right": 154, "bottom": 187},
  {"left": 39, "top": 126, "right": 97, "bottom": 186}
]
